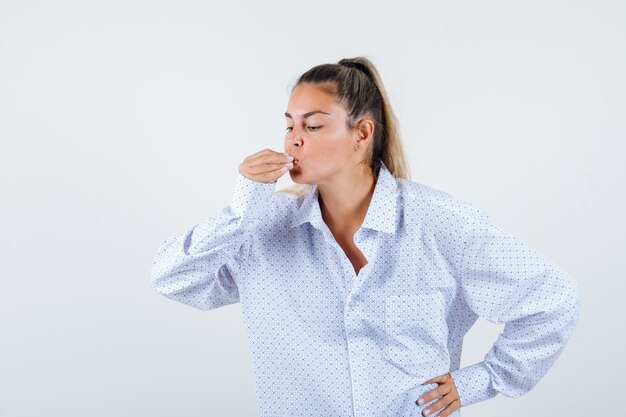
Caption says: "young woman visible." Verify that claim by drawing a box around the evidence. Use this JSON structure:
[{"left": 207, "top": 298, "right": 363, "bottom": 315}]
[{"left": 151, "top": 57, "right": 580, "bottom": 417}]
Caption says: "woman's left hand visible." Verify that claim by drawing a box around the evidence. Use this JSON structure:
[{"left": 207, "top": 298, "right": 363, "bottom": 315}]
[{"left": 415, "top": 372, "right": 461, "bottom": 416}]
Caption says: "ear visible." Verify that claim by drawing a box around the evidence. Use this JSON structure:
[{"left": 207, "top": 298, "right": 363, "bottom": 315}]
[{"left": 355, "top": 117, "right": 375, "bottom": 148}]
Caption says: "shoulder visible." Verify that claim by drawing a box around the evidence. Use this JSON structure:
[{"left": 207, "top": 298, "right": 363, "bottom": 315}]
[{"left": 396, "top": 178, "right": 485, "bottom": 232}]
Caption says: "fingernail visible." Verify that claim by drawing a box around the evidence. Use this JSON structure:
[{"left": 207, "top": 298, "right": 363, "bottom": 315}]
[
  {"left": 418, "top": 398, "right": 424, "bottom": 405},
  {"left": 286, "top": 155, "right": 294, "bottom": 161},
  {"left": 280, "top": 166, "right": 288, "bottom": 172},
  {"left": 285, "top": 162, "right": 293, "bottom": 168},
  {"left": 423, "top": 409, "right": 430, "bottom": 416}
]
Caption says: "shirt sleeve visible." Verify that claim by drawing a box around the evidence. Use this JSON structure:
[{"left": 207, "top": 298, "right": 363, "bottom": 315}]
[
  {"left": 150, "top": 172, "right": 277, "bottom": 310},
  {"left": 450, "top": 208, "right": 581, "bottom": 408}
]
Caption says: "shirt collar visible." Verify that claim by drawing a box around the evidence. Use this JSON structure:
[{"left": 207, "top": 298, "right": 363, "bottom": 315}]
[{"left": 289, "top": 160, "right": 398, "bottom": 234}]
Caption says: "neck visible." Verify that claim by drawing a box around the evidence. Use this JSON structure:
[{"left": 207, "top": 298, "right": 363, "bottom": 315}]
[{"left": 317, "top": 165, "right": 377, "bottom": 233}]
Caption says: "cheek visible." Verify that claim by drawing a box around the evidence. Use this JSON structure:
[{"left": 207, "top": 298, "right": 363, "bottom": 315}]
[
  {"left": 311, "top": 146, "right": 338, "bottom": 162},
  {"left": 323, "top": 139, "right": 351, "bottom": 160},
  {"left": 319, "top": 133, "right": 351, "bottom": 154}
]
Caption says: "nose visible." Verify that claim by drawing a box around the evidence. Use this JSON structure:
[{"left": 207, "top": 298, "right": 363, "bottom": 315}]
[{"left": 286, "top": 130, "right": 303, "bottom": 149}]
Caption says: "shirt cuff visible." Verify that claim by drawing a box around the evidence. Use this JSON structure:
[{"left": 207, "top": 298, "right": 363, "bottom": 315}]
[
  {"left": 229, "top": 171, "right": 277, "bottom": 220},
  {"left": 450, "top": 361, "right": 498, "bottom": 408}
]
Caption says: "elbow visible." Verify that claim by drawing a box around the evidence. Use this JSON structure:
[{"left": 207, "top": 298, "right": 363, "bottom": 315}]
[
  {"left": 150, "top": 237, "right": 178, "bottom": 295},
  {"left": 571, "top": 280, "right": 581, "bottom": 323},
  {"left": 150, "top": 258, "right": 176, "bottom": 298},
  {"left": 552, "top": 270, "right": 581, "bottom": 341},
  {"left": 562, "top": 272, "right": 581, "bottom": 322},
  {"left": 150, "top": 262, "right": 171, "bottom": 296}
]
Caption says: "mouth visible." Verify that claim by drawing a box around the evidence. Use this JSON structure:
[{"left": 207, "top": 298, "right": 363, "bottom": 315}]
[{"left": 293, "top": 158, "right": 300, "bottom": 165}]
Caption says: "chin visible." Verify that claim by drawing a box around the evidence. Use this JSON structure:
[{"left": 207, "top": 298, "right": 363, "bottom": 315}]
[
  {"left": 288, "top": 168, "right": 311, "bottom": 185},
  {"left": 288, "top": 172, "right": 305, "bottom": 183}
]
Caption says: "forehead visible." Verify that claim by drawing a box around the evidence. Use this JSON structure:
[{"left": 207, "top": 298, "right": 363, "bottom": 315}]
[{"left": 286, "top": 83, "right": 343, "bottom": 116}]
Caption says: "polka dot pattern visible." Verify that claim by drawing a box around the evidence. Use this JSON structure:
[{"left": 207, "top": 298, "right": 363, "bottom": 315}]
[{"left": 151, "top": 160, "right": 581, "bottom": 416}]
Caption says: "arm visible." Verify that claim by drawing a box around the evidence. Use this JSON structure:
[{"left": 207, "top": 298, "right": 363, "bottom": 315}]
[
  {"left": 450, "top": 209, "right": 581, "bottom": 408},
  {"left": 150, "top": 172, "right": 277, "bottom": 310}
]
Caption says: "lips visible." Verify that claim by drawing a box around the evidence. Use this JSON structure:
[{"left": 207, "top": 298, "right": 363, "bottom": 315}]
[{"left": 292, "top": 158, "right": 299, "bottom": 165}]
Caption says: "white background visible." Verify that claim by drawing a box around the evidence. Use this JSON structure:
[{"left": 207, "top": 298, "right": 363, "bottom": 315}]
[{"left": 1, "top": 1, "right": 624, "bottom": 416}]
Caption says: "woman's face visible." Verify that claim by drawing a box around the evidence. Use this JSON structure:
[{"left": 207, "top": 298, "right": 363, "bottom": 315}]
[{"left": 284, "top": 82, "right": 360, "bottom": 185}]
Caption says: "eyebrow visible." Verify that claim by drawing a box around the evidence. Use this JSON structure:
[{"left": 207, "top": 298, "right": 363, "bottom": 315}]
[{"left": 284, "top": 110, "right": 331, "bottom": 119}]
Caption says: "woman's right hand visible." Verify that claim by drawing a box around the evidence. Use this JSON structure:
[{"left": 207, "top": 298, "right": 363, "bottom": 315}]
[{"left": 238, "top": 149, "right": 294, "bottom": 183}]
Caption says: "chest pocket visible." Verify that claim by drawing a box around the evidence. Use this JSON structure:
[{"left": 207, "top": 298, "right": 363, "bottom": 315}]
[{"left": 384, "top": 292, "right": 449, "bottom": 374}]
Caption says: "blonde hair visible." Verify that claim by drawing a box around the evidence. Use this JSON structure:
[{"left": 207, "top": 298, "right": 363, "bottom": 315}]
[{"left": 277, "top": 56, "right": 411, "bottom": 198}]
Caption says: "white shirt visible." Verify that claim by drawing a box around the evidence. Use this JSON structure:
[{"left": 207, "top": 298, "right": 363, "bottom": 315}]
[{"left": 151, "top": 160, "right": 580, "bottom": 417}]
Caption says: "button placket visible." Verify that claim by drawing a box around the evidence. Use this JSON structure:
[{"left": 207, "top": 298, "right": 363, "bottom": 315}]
[{"left": 321, "top": 224, "right": 373, "bottom": 301}]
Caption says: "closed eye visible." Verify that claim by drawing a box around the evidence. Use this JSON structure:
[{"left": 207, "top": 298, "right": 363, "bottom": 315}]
[{"left": 285, "top": 126, "right": 322, "bottom": 132}]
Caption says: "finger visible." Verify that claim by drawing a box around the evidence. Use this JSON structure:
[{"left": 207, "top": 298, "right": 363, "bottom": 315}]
[
  {"left": 430, "top": 399, "right": 461, "bottom": 417},
  {"left": 448, "top": 375, "right": 461, "bottom": 402},
  {"left": 421, "top": 373, "right": 446, "bottom": 385},
  {"left": 246, "top": 151, "right": 293, "bottom": 168},
  {"left": 246, "top": 161, "right": 294, "bottom": 176},
  {"left": 422, "top": 372, "right": 452, "bottom": 385},
  {"left": 448, "top": 373, "right": 457, "bottom": 388},
  {"left": 416, "top": 381, "right": 450, "bottom": 406},
  {"left": 421, "top": 393, "right": 455, "bottom": 417},
  {"left": 260, "top": 163, "right": 291, "bottom": 183}
]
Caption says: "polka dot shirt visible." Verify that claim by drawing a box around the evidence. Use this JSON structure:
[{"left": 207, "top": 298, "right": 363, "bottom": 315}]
[{"left": 151, "top": 160, "right": 581, "bottom": 417}]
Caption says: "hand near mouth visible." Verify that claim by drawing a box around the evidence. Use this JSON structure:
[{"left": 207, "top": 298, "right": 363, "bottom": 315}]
[{"left": 238, "top": 149, "right": 295, "bottom": 183}]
